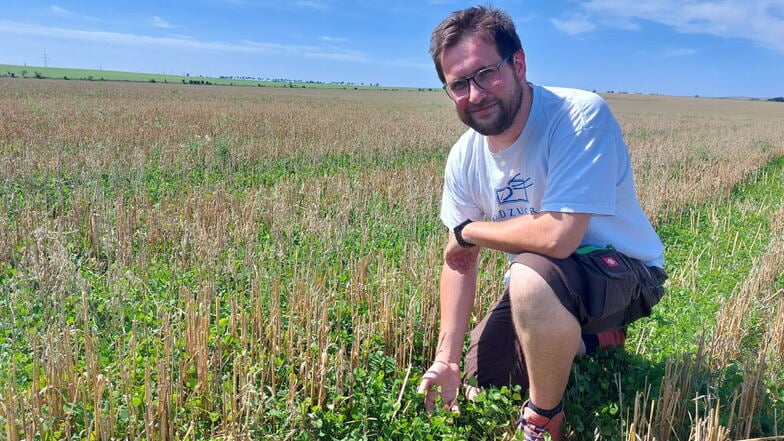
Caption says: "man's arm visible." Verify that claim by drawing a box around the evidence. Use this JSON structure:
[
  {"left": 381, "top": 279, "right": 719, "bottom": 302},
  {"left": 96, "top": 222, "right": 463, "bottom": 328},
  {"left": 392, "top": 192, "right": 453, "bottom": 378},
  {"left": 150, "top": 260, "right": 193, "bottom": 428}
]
[
  {"left": 418, "top": 211, "right": 588, "bottom": 411},
  {"left": 458, "top": 211, "right": 591, "bottom": 259},
  {"left": 436, "top": 234, "right": 480, "bottom": 363},
  {"left": 418, "top": 233, "right": 480, "bottom": 412}
]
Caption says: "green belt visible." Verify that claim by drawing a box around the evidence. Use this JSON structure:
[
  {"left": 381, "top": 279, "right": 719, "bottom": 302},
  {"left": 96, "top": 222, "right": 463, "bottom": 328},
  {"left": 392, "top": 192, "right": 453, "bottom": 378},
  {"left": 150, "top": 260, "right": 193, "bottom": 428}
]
[{"left": 575, "top": 244, "right": 615, "bottom": 255}]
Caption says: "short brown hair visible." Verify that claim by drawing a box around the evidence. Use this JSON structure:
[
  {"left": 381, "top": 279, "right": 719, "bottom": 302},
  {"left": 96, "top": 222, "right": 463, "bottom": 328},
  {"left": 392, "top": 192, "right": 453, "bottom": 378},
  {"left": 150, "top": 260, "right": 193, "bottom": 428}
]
[{"left": 430, "top": 6, "right": 523, "bottom": 84}]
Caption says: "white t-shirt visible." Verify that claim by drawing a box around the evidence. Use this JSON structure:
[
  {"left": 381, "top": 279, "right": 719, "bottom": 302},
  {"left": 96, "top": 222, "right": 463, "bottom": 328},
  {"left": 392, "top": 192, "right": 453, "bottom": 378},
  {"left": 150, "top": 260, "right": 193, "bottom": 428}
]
[{"left": 440, "top": 84, "right": 665, "bottom": 268}]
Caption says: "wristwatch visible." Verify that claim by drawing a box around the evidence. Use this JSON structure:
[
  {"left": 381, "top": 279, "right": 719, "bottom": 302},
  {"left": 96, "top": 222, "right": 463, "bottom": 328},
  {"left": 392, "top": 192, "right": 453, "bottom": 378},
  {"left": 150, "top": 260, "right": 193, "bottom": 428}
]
[{"left": 453, "top": 219, "right": 475, "bottom": 248}]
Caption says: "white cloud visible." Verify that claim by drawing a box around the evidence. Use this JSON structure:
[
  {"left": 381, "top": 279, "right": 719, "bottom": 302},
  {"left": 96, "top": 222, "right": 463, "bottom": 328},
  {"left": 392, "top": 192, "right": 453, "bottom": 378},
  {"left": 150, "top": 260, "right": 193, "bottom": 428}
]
[
  {"left": 49, "top": 5, "right": 72, "bottom": 16},
  {"left": 0, "top": 21, "right": 429, "bottom": 70},
  {"left": 305, "top": 51, "right": 366, "bottom": 62},
  {"left": 321, "top": 36, "right": 349, "bottom": 43},
  {"left": 661, "top": 47, "right": 697, "bottom": 57},
  {"left": 0, "top": 21, "right": 268, "bottom": 53},
  {"left": 48, "top": 4, "right": 99, "bottom": 21},
  {"left": 551, "top": 14, "right": 597, "bottom": 35},
  {"left": 559, "top": 0, "right": 784, "bottom": 52},
  {"left": 242, "top": 39, "right": 320, "bottom": 53},
  {"left": 295, "top": 1, "right": 329, "bottom": 11},
  {"left": 150, "top": 16, "right": 174, "bottom": 29},
  {"left": 514, "top": 14, "right": 537, "bottom": 23}
]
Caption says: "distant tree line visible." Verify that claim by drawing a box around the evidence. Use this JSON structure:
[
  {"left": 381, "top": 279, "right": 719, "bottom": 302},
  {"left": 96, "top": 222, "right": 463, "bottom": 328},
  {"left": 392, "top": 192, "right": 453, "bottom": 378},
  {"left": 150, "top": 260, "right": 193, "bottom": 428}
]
[
  {"left": 216, "top": 75, "right": 381, "bottom": 88},
  {"left": 183, "top": 79, "right": 214, "bottom": 85}
]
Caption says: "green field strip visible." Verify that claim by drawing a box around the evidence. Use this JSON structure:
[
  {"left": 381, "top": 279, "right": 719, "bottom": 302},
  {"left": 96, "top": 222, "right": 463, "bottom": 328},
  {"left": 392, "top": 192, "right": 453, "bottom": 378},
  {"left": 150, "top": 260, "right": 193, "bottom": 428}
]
[
  {"left": 0, "top": 146, "right": 450, "bottom": 215},
  {"left": 561, "top": 155, "right": 784, "bottom": 439},
  {"left": 0, "top": 64, "right": 421, "bottom": 90},
  {"left": 632, "top": 155, "right": 784, "bottom": 360}
]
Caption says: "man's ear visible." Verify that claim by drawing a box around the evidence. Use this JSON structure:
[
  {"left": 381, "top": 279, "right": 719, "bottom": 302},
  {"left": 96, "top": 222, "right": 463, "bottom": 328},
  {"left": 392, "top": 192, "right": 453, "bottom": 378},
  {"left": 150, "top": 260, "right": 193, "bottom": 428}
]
[{"left": 513, "top": 49, "right": 527, "bottom": 80}]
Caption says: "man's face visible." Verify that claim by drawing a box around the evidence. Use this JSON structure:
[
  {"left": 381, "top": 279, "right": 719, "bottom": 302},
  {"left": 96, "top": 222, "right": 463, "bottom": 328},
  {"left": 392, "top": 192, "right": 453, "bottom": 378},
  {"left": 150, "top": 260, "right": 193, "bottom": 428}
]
[{"left": 440, "top": 37, "right": 524, "bottom": 136}]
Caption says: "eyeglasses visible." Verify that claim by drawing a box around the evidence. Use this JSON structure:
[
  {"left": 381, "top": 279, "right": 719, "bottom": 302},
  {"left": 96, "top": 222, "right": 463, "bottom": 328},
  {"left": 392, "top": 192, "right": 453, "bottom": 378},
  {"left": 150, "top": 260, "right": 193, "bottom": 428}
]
[{"left": 443, "top": 53, "right": 514, "bottom": 100}]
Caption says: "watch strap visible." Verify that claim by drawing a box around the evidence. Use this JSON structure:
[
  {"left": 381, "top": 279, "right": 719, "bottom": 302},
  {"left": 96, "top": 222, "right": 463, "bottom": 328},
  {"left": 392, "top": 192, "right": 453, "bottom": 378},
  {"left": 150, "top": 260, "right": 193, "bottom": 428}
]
[{"left": 453, "top": 219, "right": 475, "bottom": 248}]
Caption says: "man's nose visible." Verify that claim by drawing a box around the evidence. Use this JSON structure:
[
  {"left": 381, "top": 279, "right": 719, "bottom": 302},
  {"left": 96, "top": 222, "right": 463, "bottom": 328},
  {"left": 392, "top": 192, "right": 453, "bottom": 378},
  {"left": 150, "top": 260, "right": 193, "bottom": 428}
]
[{"left": 467, "top": 79, "right": 487, "bottom": 101}]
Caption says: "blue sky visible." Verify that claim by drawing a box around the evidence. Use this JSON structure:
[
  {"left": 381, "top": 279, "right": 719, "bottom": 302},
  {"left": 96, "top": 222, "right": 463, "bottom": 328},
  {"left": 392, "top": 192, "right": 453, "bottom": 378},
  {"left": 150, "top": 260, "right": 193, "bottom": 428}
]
[{"left": 2, "top": 1, "right": 783, "bottom": 98}]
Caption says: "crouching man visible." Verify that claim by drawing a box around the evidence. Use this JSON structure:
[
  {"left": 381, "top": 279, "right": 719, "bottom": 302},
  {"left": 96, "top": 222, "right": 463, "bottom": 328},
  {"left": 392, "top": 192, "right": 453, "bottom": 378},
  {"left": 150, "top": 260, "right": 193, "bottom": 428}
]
[{"left": 417, "top": 6, "right": 668, "bottom": 440}]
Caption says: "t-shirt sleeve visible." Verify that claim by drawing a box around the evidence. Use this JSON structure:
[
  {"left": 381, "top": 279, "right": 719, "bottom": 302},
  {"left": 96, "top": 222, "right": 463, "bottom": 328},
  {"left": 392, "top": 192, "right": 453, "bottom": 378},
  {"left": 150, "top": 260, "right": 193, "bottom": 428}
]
[
  {"left": 439, "top": 149, "right": 485, "bottom": 230},
  {"left": 540, "top": 120, "right": 624, "bottom": 216}
]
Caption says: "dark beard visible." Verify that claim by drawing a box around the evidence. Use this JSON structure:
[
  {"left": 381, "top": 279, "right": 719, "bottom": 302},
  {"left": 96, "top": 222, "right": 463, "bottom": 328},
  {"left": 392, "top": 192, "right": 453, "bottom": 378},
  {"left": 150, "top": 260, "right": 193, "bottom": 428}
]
[{"left": 460, "top": 80, "right": 524, "bottom": 136}]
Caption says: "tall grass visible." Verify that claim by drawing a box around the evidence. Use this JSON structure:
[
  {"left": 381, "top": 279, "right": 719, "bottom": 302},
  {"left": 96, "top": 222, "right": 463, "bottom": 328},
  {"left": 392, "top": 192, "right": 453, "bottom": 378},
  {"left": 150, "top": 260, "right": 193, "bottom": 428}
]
[{"left": 1, "top": 78, "right": 784, "bottom": 440}]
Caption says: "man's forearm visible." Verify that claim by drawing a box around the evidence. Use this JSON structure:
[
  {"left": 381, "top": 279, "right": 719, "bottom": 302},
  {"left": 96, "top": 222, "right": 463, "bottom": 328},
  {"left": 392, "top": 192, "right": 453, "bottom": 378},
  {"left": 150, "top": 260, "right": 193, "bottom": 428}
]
[
  {"left": 458, "top": 212, "right": 590, "bottom": 259},
  {"left": 435, "top": 260, "right": 478, "bottom": 364}
]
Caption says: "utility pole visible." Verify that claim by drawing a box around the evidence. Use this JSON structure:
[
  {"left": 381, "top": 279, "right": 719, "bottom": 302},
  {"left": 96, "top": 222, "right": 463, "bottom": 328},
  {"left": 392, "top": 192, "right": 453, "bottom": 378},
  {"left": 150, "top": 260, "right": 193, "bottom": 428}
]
[{"left": 44, "top": 50, "right": 47, "bottom": 67}]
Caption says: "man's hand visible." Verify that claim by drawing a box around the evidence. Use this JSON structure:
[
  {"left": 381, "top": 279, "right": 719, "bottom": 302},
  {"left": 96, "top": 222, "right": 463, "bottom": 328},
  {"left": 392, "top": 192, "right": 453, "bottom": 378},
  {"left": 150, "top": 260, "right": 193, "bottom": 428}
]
[
  {"left": 417, "top": 360, "right": 461, "bottom": 413},
  {"left": 444, "top": 235, "right": 480, "bottom": 274}
]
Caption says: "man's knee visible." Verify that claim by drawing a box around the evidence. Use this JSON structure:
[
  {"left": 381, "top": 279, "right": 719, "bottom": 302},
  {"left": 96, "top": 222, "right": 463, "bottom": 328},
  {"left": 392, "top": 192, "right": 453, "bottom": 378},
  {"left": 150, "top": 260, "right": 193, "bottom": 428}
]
[{"left": 508, "top": 263, "right": 558, "bottom": 318}]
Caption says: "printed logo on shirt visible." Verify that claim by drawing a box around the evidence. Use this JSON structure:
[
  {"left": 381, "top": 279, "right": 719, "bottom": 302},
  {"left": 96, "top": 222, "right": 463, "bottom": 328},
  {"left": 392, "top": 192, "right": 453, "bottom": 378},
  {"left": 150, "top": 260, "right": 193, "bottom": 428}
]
[
  {"left": 494, "top": 206, "right": 538, "bottom": 220},
  {"left": 496, "top": 173, "right": 533, "bottom": 205}
]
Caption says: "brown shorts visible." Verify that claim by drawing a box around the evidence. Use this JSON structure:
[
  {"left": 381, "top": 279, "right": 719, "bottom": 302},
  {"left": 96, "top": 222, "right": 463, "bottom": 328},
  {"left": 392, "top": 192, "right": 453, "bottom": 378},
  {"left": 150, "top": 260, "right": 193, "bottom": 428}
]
[{"left": 463, "top": 249, "right": 667, "bottom": 389}]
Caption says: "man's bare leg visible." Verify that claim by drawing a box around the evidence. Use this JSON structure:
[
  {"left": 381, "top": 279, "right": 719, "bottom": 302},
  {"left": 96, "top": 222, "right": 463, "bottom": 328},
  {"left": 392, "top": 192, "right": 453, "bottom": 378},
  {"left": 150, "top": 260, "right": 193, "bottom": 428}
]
[{"left": 508, "top": 263, "right": 581, "bottom": 410}]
